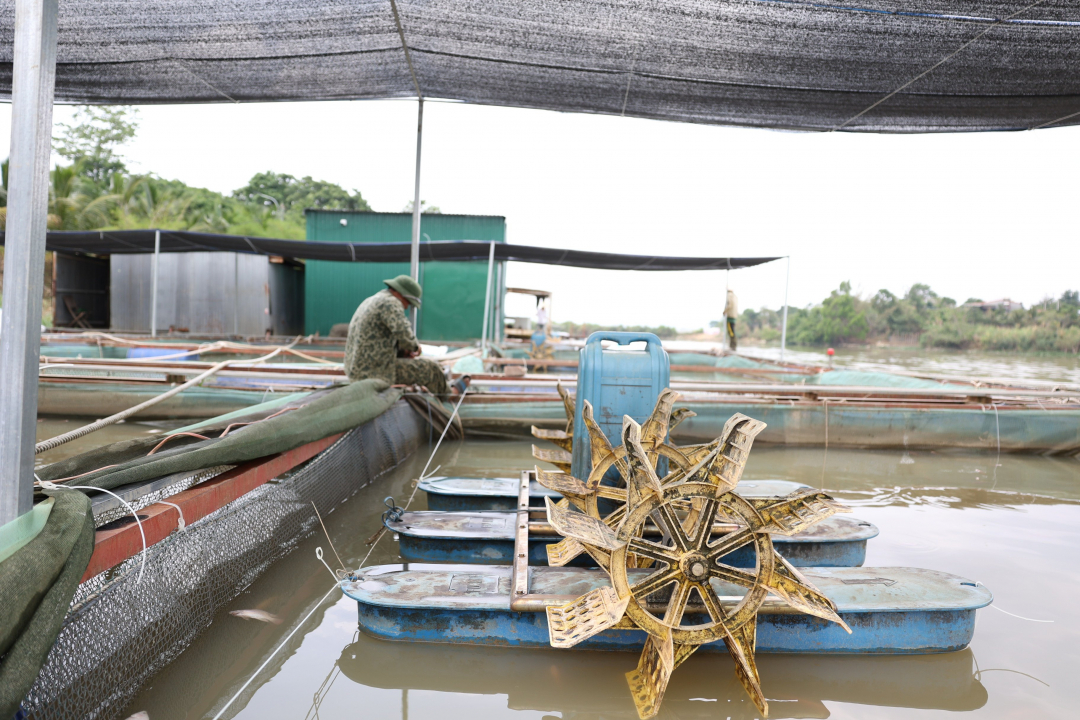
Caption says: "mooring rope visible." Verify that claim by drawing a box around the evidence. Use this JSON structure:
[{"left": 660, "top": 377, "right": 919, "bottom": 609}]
[
  {"left": 35, "top": 344, "right": 296, "bottom": 455},
  {"left": 211, "top": 385, "right": 470, "bottom": 719}
]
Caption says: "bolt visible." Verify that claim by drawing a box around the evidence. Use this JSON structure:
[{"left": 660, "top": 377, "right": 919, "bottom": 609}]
[{"left": 691, "top": 562, "right": 705, "bottom": 576}]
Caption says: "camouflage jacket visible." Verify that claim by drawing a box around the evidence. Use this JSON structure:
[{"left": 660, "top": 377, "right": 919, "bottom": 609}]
[{"left": 343, "top": 289, "right": 419, "bottom": 383}]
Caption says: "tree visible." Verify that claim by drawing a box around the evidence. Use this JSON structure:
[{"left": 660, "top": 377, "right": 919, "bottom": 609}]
[
  {"left": 232, "top": 172, "right": 372, "bottom": 217},
  {"left": 53, "top": 107, "right": 139, "bottom": 184},
  {"left": 402, "top": 199, "right": 442, "bottom": 214}
]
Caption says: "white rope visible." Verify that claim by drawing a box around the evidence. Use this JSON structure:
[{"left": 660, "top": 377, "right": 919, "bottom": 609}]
[
  {"left": 211, "top": 387, "right": 468, "bottom": 719},
  {"left": 158, "top": 501, "right": 186, "bottom": 531},
  {"left": 37, "top": 479, "right": 149, "bottom": 585},
  {"left": 975, "top": 583, "right": 1053, "bottom": 622},
  {"left": 210, "top": 584, "right": 339, "bottom": 720}
]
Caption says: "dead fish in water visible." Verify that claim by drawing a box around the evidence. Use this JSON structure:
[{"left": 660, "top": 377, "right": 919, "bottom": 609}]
[
  {"left": 229, "top": 609, "right": 283, "bottom": 625},
  {"left": 126, "top": 713, "right": 149, "bottom": 720}
]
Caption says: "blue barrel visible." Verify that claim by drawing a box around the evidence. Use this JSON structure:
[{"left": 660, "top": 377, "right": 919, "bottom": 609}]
[{"left": 570, "top": 332, "right": 670, "bottom": 479}]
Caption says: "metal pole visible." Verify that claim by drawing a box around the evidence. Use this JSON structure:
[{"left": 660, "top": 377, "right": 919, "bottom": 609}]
[
  {"left": 780, "top": 256, "right": 791, "bottom": 361},
  {"left": 494, "top": 261, "right": 503, "bottom": 343},
  {"left": 0, "top": 0, "right": 59, "bottom": 525},
  {"left": 150, "top": 230, "right": 160, "bottom": 337},
  {"left": 233, "top": 253, "right": 239, "bottom": 336},
  {"left": 480, "top": 241, "right": 495, "bottom": 357},
  {"left": 409, "top": 99, "right": 423, "bottom": 329}
]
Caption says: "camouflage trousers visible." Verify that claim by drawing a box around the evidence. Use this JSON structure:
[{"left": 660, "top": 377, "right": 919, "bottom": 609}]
[{"left": 393, "top": 357, "right": 449, "bottom": 395}]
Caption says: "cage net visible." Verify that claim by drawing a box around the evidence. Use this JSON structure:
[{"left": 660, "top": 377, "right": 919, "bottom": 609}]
[
  {"left": 22, "top": 401, "right": 425, "bottom": 720},
  {"left": 0, "top": 1, "right": 1077, "bottom": 132}
]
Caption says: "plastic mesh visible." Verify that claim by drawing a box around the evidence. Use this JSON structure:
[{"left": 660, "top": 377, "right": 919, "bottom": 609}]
[
  {"left": 0, "top": 1, "right": 1078, "bottom": 131},
  {"left": 22, "top": 401, "right": 425, "bottom": 720}
]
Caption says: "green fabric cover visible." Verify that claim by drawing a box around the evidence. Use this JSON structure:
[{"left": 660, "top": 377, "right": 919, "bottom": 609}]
[
  {"left": 0, "top": 499, "right": 53, "bottom": 565},
  {"left": 0, "top": 492, "right": 94, "bottom": 719},
  {"left": 809, "top": 370, "right": 952, "bottom": 389},
  {"left": 38, "top": 379, "right": 402, "bottom": 491}
]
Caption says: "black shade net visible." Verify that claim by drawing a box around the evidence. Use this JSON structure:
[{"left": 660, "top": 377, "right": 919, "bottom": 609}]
[
  {"left": 0, "top": 229, "right": 780, "bottom": 270},
  {"left": 0, "top": 0, "right": 1078, "bottom": 132}
]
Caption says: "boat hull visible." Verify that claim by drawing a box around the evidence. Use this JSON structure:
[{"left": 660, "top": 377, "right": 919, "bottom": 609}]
[{"left": 344, "top": 565, "right": 992, "bottom": 655}]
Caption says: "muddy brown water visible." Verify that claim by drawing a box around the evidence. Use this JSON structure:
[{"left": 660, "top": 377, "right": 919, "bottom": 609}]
[{"left": 111, "top": 438, "right": 1078, "bottom": 720}]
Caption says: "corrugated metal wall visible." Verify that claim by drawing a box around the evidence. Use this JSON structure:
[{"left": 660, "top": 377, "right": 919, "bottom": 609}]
[
  {"left": 111, "top": 252, "right": 302, "bottom": 335},
  {"left": 304, "top": 211, "right": 505, "bottom": 341}
]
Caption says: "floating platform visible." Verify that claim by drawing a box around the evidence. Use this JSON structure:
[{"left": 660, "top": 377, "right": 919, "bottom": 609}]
[
  {"left": 419, "top": 476, "right": 811, "bottom": 512},
  {"left": 344, "top": 564, "right": 991, "bottom": 654},
  {"left": 389, "top": 511, "right": 877, "bottom": 567}
]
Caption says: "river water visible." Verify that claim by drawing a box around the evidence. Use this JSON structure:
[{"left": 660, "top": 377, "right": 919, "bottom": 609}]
[
  {"left": 119, "top": 436, "right": 1080, "bottom": 720},
  {"left": 744, "top": 346, "right": 1080, "bottom": 386}
]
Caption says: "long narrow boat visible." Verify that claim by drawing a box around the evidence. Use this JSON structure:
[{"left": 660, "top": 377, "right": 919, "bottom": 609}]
[{"left": 460, "top": 376, "right": 1080, "bottom": 454}]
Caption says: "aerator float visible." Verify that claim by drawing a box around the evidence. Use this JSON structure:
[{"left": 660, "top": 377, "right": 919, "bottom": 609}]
[{"left": 342, "top": 333, "right": 991, "bottom": 719}]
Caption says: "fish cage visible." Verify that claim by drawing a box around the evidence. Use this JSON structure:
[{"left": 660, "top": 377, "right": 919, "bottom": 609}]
[{"left": 22, "top": 402, "right": 425, "bottom": 720}]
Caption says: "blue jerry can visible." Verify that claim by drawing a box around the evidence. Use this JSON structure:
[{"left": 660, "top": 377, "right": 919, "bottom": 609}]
[{"left": 570, "top": 332, "right": 670, "bottom": 479}]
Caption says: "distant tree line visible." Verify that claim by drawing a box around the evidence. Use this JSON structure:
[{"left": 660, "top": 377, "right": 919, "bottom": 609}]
[
  {"left": 731, "top": 282, "right": 1080, "bottom": 353},
  {"left": 0, "top": 107, "right": 377, "bottom": 240}
]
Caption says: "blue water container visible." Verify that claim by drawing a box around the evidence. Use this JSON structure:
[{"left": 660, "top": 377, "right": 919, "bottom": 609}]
[{"left": 570, "top": 332, "right": 670, "bottom": 479}]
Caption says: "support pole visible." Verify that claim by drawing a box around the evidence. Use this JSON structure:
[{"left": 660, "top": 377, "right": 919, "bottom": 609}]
[
  {"left": 409, "top": 99, "right": 424, "bottom": 329},
  {"left": 150, "top": 229, "right": 160, "bottom": 337},
  {"left": 480, "top": 241, "right": 495, "bottom": 357},
  {"left": 780, "top": 256, "right": 790, "bottom": 362},
  {"left": 0, "top": 0, "right": 59, "bottom": 525},
  {"left": 494, "top": 261, "right": 503, "bottom": 343},
  {"left": 233, "top": 253, "right": 239, "bottom": 336}
]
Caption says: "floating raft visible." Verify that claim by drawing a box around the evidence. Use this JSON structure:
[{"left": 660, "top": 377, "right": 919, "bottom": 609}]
[
  {"left": 343, "top": 564, "right": 992, "bottom": 654},
  {"left": 419, "top": 476, "right": 811, "bottom": 512},
  {"left": 389, "top": 511, "right": 877, "bottom": 567}
]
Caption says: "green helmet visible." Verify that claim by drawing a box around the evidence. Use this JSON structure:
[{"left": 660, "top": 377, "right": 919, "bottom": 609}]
[{"left": 384, "top": 274, "right": 423, "bottom": 307}]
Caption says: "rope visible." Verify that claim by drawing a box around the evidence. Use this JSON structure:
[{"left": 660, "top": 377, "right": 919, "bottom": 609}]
[
  {"left": 210, "top": 386, "right": 468, "bottom": 720},
  {"left": 158, "top": 501, "right": 186, "bottom": 531},
  {"left": 37, "top": 479, "right": 149, "bottom": 584},
  {"left": 975, "top": 583, "right": 1053, "bottom": 622},
  {"left": 820, "top": 399, "right": 829, "bottom": 490},
  {"left": 35, "top": 345, "right": 292, "bottom": 455}
]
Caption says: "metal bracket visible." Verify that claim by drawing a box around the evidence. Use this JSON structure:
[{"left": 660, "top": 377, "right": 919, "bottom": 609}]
[
  {"left": 381, "top": 496, "right": 404, "bottom": 526},
  {"left": 509, "top": 470, "right": 532, "bottom": 609}
]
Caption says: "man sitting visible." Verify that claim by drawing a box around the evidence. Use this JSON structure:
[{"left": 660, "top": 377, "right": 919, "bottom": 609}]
[{"left": 343, "top": 274, "right": 449, "bottom": 395}]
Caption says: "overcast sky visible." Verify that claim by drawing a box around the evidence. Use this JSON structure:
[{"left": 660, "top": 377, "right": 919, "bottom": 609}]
[{"left": 3, "top": 100, "right": 1077, "bottom": 330}]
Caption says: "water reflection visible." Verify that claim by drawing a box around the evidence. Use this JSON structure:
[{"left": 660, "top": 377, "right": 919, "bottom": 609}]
[{"left": 337, "top": 637, "right": 986, "bottom": 718}]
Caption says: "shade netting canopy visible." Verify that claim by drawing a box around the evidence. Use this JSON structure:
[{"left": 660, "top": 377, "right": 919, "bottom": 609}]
[
  {"left": 0, "top": 0, "right": 1077, "bottom": 132},
  {"left": 0, "top": 230, "right": 780, "bottom": 270}
]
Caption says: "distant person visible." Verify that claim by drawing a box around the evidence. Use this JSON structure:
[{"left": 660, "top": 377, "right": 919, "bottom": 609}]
[
  {"left": 725, "top": 288, "right": 738, "bottom": 351},
  {"left": 344, "top": 275, "right": 450, "bottom": 395},
  {"left": 536, "top": 300, "right": 549, "bottom": 334}
]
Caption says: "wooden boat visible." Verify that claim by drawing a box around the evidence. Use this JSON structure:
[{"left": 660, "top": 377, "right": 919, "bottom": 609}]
[{"left": 342, "top": 563, "right": 991, "bottom": 654}]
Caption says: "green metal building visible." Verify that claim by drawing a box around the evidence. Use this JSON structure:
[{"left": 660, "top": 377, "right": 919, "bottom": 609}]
[{"left": 304, "top": 211, "right": 506, "bottom": 342}]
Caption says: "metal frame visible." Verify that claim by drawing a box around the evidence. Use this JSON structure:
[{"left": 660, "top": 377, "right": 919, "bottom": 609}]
[{"left": 0, "top": 0, "right": 59, "bottom": 525}]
